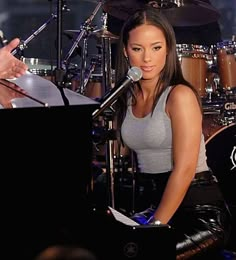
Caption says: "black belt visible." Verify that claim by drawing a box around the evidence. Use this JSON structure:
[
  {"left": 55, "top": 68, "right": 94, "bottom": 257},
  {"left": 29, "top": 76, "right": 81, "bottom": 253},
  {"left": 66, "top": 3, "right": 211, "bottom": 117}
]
[
  {"left": 192, "top": 170, "right": 217, "bottom": 185},
  {"left": 138, "top": 170, "right": 217, "bottom": 184}
]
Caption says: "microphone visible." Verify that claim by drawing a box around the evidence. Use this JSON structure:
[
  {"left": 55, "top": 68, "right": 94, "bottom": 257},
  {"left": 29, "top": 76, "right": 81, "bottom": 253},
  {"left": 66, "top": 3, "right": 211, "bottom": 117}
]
[
  {"left": 92, "top": 66, "right": 142, "bottom": 119},
  {"left": 0, "top": 30, "right": 8, "bottom": 47}
]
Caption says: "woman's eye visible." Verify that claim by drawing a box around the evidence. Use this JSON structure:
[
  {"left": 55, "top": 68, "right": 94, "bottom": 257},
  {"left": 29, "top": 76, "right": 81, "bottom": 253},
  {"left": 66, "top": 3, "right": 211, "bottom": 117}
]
[
  {"left": 132, "top": 47, "right": 141, "bottom": 52},
  {"left": 153, "top": 46, "right": 161, "bottom": 51}
]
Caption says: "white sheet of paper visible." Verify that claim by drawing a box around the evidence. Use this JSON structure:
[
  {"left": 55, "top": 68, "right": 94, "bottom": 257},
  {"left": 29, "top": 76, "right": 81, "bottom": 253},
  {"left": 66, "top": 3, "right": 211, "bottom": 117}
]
[{"left": 108, "top": 206, "right": 140, "bottom": 226}]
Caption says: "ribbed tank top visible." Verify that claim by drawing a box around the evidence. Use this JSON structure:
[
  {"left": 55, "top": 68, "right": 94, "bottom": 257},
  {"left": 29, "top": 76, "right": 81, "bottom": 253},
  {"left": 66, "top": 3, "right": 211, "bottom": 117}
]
[{"left": 121, "top": 86, "right": 209, "bottom": 173}]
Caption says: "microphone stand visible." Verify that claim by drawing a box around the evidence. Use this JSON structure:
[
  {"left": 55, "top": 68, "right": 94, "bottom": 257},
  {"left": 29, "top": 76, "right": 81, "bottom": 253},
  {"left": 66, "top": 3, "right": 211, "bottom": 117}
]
[
  {"left": 54, "top": 0, "right": 69, "bottom": 106},
  {"left": 92, "top": 67, "right": 142, "bottom": 210},
  {"left": 93, "top": 82, "right": 134, "bottom": 209}
]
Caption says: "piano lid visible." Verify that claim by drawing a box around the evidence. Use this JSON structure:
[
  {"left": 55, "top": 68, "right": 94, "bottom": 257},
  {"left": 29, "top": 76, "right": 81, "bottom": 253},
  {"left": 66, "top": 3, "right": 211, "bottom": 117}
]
[{"left": 0, "top": 71, "right": 99, "bottom": 108}]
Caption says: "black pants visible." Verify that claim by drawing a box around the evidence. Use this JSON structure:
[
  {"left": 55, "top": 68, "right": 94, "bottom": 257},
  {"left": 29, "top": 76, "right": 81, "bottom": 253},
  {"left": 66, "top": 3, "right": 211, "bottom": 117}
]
[{"left": 134, "top": 171, "right": 233, "bottom": 259}]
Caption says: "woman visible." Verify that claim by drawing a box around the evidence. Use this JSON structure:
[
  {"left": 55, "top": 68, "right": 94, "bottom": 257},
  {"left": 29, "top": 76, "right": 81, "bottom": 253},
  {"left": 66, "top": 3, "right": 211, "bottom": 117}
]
[{"left": 113, "top": 5, "right": 232, "bottom": 259}]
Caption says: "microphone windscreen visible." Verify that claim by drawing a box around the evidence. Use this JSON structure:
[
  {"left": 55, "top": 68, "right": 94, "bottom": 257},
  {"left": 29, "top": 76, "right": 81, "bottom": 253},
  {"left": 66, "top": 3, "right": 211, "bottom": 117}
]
[{"left": 128, "top": 67, "right": 143, "bottom": 82}]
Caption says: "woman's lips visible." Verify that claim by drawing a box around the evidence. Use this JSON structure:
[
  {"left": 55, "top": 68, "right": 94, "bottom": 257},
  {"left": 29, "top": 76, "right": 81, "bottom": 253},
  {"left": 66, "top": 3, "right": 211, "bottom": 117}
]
[{"left": 141, "top": 66, "right": 154, "bottom": 72}]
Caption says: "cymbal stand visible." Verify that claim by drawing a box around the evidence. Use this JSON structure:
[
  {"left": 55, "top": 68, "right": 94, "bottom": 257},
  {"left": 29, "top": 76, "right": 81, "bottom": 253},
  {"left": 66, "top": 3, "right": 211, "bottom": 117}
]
[
  {"left": 91, "top": 12, "right": 116, "bottom": 207},
  {"left": 81, "top": 57, "right": 98, "bottom": 91},
  {"left": 79, "top": 36, "right": 89, "bottom": 95},
  {"left": 62, "top": 1, "right": 102, "bottom": 94},
  {"left": 100, "top": 12, "right": 113, "bottom": 94},
  {"left": 11, "top": 13, "right": 57, "bottom": 56}
]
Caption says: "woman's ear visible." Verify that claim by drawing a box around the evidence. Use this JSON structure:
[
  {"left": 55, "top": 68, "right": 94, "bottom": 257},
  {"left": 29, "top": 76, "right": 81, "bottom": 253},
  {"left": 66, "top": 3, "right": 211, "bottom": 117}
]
[
  {"left": 123, "top": 48, "right": 130, "bottom": 67},
  {"left": 123, "top": 48, "right": 128, "bottom": 58}
]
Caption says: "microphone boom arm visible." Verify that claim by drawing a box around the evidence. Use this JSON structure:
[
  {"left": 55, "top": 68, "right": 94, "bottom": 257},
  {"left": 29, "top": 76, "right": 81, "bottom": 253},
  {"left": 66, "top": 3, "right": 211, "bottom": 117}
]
[
  {"left": 92, "top": 66, "right": 143, "bottom": 120},
  {"left": 92, "top": 77, "right": 132, "bottom": 120}
]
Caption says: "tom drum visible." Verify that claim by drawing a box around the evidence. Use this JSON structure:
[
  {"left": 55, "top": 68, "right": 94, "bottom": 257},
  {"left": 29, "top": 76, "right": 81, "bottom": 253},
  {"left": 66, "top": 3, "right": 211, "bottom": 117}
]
[
  {"left": 217, "top": 40, "right": 236, "bottom": 90},
  {"left": 177, "top": 44, "right": 214, "bottom": 97}
]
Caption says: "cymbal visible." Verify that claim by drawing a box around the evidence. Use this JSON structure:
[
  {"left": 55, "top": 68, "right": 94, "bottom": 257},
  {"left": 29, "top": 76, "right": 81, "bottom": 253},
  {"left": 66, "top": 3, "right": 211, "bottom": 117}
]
[
  {"left": 90, "top": 28, "right": 119, "bottom": 40},
  {"left": 103, "top": 0, "right": 143, "bottom": 21},
  {"left": 103, "top": 0, "right": 221, "bottom": 26},
  {"left": 158, "top": 0, "right": 221, "bottom": 26},
  {"left": 64, "top": 29, "right": 119, "bottom": 41}
]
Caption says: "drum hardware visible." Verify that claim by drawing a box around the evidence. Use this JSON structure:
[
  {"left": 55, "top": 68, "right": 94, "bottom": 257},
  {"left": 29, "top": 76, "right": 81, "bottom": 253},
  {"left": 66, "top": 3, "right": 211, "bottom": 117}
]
[
  {"left": 205, "top": 72, "right": 222, "bottom": 102},
  {"left": 103, "top": 0, "right": 220, "bottom": 26},
  {"left": 205, "top": 84, "right": 214, "bottom": 102},
  {"left": 148, "top": 0, "right": 178, "bottom": 9},
  {"left": 62, "top": 1, "right": 102, "bottom": 95},
  {"left": 82, "top": 57, "right": 100, "bottom": 91},
  {"left": 93, "top": 11, "right": 114, "bottom": 96},
  {"left": 59, "top": 64, "right": 81, "bottom": 90},
  {"left": 80, "top": 36, "right": 89, "bottom": 95},
  {"left": 11, "top": 13, "right": 57, "bottom": 57},
  {"left": 70, "top": 10, "right": 116, "bottom": 95},
  {"left": 63, "top": 31, "right": 82, "bottom": 58}
]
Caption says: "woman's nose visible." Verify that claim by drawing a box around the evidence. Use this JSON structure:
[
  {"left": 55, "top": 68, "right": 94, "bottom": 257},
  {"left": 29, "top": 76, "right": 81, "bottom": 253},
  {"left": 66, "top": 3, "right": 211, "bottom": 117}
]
[{"left": 143, "top": 50, "right": 152, "bottom": 62}]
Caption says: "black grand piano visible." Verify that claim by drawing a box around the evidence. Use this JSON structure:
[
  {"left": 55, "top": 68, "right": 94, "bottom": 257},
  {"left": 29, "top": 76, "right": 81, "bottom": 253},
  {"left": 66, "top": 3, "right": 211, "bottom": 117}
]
[
  {"left": 0, "top": 71, "right": 99, "bottom": 195},
  {"left": 0, "top": 73, "right": 101, "bottom": 259},
  {"left": 0, "top": 73, "right": 175, "bottom": 260}
]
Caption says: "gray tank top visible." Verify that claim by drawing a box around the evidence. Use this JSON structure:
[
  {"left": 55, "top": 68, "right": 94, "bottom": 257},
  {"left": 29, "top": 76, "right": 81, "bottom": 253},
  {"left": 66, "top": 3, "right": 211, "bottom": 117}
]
[{"left": 121, "top": 86, "right": 209, "bottom": 173}]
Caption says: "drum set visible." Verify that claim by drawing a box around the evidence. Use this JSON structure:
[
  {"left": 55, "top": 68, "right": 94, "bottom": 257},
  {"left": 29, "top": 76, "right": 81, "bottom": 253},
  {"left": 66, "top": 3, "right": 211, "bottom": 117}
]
[{"left": 176, "top": 39, "right": 236, "bottom": 138}]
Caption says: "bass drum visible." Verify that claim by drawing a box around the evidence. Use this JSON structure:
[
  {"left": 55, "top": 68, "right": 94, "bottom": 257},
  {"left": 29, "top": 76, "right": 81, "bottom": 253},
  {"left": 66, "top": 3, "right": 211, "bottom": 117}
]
[{"left": 205, "top": 123, "right": 236, "bottom": 208}]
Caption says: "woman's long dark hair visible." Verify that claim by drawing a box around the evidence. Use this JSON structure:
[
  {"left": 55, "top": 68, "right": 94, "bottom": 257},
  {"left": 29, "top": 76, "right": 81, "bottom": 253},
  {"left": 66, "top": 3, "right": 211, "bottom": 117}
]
[{"left": 114, "top": 5, "right": 202, "bottom": 141}]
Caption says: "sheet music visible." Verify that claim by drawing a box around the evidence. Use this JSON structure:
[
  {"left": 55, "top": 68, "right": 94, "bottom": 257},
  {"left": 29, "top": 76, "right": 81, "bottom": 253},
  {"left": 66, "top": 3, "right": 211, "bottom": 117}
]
[
  {"left": 6, "top": 71, "right": 99, "bottom": 108},
  {"left": 108, "top": 206, "right": 140, "bottom": 226}
]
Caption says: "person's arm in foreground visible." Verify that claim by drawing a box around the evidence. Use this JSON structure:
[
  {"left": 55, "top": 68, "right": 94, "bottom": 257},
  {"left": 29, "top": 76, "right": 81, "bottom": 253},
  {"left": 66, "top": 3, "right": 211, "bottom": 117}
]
[{"left": 0, "top": 38, "right": 28, "bottom": 79}]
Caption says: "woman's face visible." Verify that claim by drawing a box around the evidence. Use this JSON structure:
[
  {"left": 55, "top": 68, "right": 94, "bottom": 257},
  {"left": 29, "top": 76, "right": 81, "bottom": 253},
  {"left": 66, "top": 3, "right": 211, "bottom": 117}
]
[{"left": 124, "top": 24, "right": 167, "bottom": 82}]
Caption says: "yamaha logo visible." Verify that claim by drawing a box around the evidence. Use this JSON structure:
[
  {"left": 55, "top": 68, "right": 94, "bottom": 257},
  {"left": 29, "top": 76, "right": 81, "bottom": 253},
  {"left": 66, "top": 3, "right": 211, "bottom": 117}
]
[
  {"left": 123, "top": 242, "right": 138, "bottom": 258},
  {"left": 230, "top": 146, "right": 236, "bottom": 170}
]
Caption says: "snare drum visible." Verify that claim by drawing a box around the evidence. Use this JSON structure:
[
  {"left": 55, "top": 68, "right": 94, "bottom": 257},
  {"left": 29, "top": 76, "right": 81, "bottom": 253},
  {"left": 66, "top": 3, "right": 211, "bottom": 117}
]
[
  {"left": 22, "top": 57, "right": 56, "bottom": 81},
  {"left": 177, "top": 44, "right": 213, "bottom": 97},
  {"left": 217, "top": 40, "right": 236, "bottom": 90}
]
